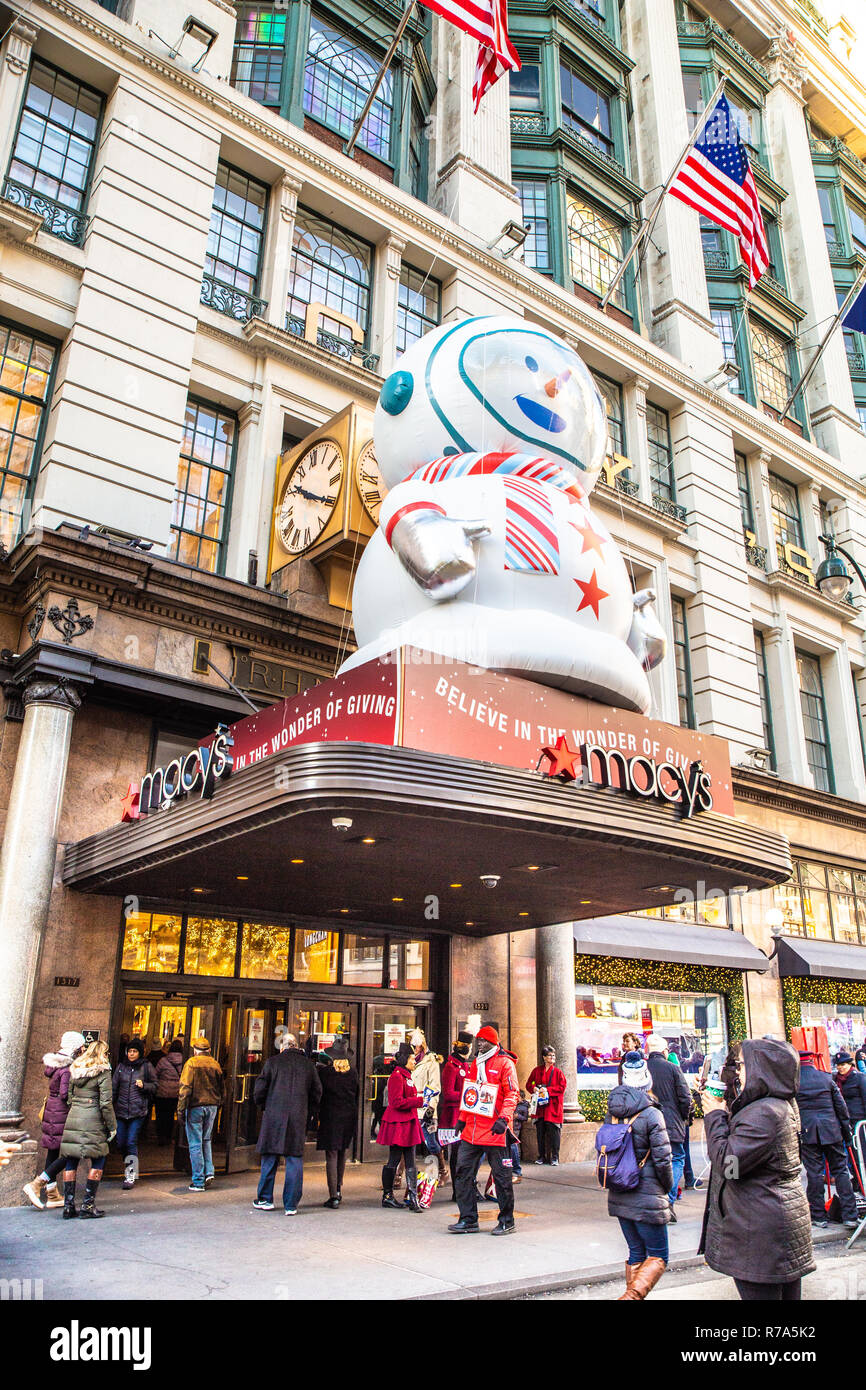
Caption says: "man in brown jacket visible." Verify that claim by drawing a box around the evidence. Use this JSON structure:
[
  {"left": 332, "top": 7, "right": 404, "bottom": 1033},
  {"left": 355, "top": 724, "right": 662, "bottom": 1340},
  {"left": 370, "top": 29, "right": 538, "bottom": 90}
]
[{"left": 178, "top": 1036, "right": 224, "bottom": 1192}]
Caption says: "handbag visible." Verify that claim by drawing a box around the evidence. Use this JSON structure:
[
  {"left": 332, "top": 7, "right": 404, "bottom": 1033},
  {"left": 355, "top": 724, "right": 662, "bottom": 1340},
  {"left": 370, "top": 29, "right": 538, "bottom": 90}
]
[{"left": 38, "top": 1097, "right": 47, "bottom": 1123}]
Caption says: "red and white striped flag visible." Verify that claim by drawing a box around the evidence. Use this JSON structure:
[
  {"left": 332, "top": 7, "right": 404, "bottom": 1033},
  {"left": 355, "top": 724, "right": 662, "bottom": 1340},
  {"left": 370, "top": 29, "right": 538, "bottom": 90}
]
[
  {"left": 668, "top": 94, "right": 769, "bottom": 289},
  {"left": 418, "top": 0, "right": 520, "bottom": 111}
]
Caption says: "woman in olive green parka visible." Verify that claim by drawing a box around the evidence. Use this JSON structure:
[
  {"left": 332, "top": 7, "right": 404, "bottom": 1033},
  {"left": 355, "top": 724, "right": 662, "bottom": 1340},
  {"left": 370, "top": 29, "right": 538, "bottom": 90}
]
[{"left": 60, "top": 1040, "right": 117, "bottom": 1219}]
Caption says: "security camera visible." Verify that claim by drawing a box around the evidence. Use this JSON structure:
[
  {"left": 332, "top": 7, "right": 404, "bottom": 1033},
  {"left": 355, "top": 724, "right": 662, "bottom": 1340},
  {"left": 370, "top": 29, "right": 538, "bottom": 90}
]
[
  {"left": 480, "top": 874, "right": 501, "bottom": 889},
  {"left": 331, "top": 816, "right": 353, "bottom": 832}
]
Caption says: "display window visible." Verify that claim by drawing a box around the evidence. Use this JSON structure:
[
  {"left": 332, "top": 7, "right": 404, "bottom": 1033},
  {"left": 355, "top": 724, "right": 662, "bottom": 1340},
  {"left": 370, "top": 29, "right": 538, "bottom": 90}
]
[
  {"left": 293, "top": 928, "right": 338, "bottom": 983},
  {"left": 574, "top": 982, "right": 726, "bottom": 1087},
  {"left": 799, "top": 1002, "right": 866, "bottom": 1054},
  {"left": 121, "top": 911, "right": 182, "bottom": 972}
]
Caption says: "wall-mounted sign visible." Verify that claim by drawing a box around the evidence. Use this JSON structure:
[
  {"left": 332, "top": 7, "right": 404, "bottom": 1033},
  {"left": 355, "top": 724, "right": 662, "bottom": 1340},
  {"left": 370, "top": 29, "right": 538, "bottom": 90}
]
[
  {"left": 54, "top": 976, "right": 80, "bottom": 988},
  {"left": 383, "top": 1024, "right": 405, "bottom": 1055},
  {"left": 539, "top": 734, "right": 715, "bottom": 818},
  {"left": 120, "top": 728, "right": 234, "bottom": 822},
  {"left": 472, "top": 1001, "right": 490, "bottom": 1012}
]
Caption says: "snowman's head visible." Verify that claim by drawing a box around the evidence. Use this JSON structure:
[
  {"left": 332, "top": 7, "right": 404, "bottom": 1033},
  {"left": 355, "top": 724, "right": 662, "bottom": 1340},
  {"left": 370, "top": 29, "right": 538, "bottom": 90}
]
[{"left": 374, "top": 316, "right": 608, "bottom": 491}]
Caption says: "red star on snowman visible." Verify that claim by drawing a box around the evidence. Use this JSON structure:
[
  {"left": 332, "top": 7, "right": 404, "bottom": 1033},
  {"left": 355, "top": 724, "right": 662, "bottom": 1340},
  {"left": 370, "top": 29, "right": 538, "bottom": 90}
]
[
  {"left": 569, "top": 515, "right": 607, "bottom": 559},
  {"left": 574, "top": 569, "right": 608, "bottom": 620}
]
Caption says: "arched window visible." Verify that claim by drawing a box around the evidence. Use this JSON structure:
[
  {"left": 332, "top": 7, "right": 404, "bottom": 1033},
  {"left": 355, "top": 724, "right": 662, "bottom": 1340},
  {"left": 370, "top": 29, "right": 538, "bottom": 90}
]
[
  {"left": 287, "top": 208, "right": 372, "bottom": 355},
  {"left": 304, "top": 16, "right": 393, "bottom": 160},
  {"left": 566, "top": 195, "right": 623, "bottom": 303}
]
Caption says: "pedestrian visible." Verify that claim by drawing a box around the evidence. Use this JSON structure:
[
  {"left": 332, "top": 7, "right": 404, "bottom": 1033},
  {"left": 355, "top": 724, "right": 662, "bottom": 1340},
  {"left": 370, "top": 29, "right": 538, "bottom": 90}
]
[
  {"left": 797, "top": 1049, "right": 859, "bottom": 1229},
  {"left": 617, "top": 1033, "right": 643, "bottom": 1084},
  {"left": 603, "top": 1050, "right": 673, "bottom": 1301},
  {"left": 378, "top": 1041, "right": 425, "bottom": 1212},
  {"left": 855, "top": 1035, "right": 866, "bottom": 1073},
  {"left": 449, "top": 1025, "right": 519, "bottom": 1237},
  {"left": 411, "top": 1027, "right": 446, "bottom": 1184},
  {"left": 316, "top": 1034, "right": 359, "bottom": 1208},
  {"left": 177, "top": 1035, "right": 224, "bottom": 1194},
  {"left": 154, "top": 1040, "right": 184, "bottom": 1146},
  {"left": 645, "top": 1034, "right": 691, "bottom": 1220},
  {"left": 834, "top": 1051, "right": 866, "bottom": 1189},
  {"left": 112, "top": 1038, "right": 157, "bottom": 1190},
  {"left": 511, "top": 1090, "right": 529, "bottom": 1182},
  {"left": 699, "top": 1039, "right": 815, "bottom": 1301},
  {"left": 59, "top": 1039, "right": 117, "bottom": 1219},
  {"left": 439, "top": 1030, "right": 474, "bottom": 1192},
  {"left": 146, "top": 1037, "right": 167, "bottom": 1069},
  {"left": 252, "top": 1030, "right": 322, "bottom": 1214},
  {"left": 527, "top": 1044, "right": 567, "bottom": 1166},
  {"left": 22, "top": 1030, "right": 86, "bottom": 1209}
]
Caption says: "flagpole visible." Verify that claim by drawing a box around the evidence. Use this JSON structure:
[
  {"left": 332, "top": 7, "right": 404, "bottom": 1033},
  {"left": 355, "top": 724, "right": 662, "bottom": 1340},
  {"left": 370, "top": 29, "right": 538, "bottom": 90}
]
[
  {"left": 345, "top": 0, "right": 418, "bottom": 157},
  {"left": 779, "top": 259, "right": 866, "bottom": 423},
  {"left": 600, "top": 75, "right": 727, "bottom": 311}
]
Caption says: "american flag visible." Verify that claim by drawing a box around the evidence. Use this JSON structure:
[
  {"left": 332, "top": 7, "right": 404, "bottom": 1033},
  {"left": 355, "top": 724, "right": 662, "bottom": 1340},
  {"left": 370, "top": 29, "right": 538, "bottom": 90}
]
[
  {"left": 669, "top": 94, "right": 769, "bottom": 290},
  {"left": 418, "top": 0, "right": 520, "bottom": 111}
]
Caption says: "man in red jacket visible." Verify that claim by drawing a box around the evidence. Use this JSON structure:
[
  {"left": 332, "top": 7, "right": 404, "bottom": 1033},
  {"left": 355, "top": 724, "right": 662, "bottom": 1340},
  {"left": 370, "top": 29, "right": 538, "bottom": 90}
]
[{"left": 448, "top": 1025, "right": 519, "bottom": 1236}]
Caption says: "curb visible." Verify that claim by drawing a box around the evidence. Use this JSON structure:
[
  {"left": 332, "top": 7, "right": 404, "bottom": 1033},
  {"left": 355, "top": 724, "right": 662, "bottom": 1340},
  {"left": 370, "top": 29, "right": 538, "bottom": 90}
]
[{"left": 408, "top": 1227, "right": 852, "bottom": 1301}]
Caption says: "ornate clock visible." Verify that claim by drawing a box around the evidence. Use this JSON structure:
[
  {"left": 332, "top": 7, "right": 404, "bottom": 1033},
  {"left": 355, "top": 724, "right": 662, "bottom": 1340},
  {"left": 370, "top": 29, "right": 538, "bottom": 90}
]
[
  {"left": 277, "top": 439, "right": 344, "bottom": 555},
  {"left": 355, "top": 439, "right": 386, "bottom": 523}
]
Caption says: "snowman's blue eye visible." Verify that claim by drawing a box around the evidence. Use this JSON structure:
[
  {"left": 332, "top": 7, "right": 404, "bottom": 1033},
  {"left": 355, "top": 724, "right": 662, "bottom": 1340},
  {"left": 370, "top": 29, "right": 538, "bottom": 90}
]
[
  {"left": 380, "top": 370, "right": 413, "bottom": 416},
  {"left": 525, "top": 355, "right": 539, "bottom": 373}
]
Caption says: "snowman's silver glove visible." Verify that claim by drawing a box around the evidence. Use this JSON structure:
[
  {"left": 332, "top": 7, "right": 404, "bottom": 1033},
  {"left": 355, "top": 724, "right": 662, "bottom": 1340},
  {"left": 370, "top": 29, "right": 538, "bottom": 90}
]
[
  {"left": 628, "top": 588, "right": 667, "bottom": 671},
  {"left": 389, "top": 508, "right": 490, "bottom": 601}
]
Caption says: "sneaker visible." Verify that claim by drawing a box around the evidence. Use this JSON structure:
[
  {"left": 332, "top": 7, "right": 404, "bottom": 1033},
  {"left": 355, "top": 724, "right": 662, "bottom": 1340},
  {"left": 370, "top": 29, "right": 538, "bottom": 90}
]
[
  {"left": 188, "top": 1183, "right": 205, "bottom": 1192},
  {"left": 811, "top": 1219, "right": 829, "bottom": 1230},
  {"left": 844, "top": 1219, "right": 859, "bottom": 1229},
  {"left": 252, "top": 1199, "right": 274, "bottom": 1210},
  {"left": 551, "top": 1159, "right": 560, "bottom": 1167},
  {"left": 204, "top": 1175, "right": 214, "bottom": 1189},
  {"left": 285, "top": 1208, "right": 298, "bottom": 1216},
  {"left": 534, "top": 1158, "right": 544, "bottom": 1165},
  {"left": 491, "top": 1219, "right": 516, "bottom": 1235}
]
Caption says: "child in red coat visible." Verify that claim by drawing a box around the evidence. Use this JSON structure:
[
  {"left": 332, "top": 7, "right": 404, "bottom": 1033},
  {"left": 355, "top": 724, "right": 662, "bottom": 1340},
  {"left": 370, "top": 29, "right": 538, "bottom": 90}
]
[{"left": 378, "top": 1042, "right": 424, "bottom": 1212}]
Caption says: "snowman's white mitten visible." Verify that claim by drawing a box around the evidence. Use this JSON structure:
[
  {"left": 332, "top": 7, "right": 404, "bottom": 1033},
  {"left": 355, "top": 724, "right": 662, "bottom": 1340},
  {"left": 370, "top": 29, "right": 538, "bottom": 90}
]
[
  {"left": 387, "top": 507, "right": 491, "bottom": 601},
  {"left": 627, "top": 588, "right": 667, "bottom": 671}
]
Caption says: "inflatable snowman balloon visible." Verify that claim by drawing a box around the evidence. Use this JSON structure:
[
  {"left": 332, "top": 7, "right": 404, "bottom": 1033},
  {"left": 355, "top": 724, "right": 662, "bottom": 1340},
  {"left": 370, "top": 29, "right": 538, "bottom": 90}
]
[{"left": 340, "top": 316, "right": 666, "bottom": 713}]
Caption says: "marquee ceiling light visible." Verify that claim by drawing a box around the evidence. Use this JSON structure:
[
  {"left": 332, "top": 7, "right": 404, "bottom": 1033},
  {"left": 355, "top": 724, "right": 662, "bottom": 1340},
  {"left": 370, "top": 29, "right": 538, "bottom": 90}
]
[
  {"left": 191, "top": 887, "right": 204, "bottom": 893},
  {"left": 392, "top": 896, "right": 404, "bottom": 902},
  {"left": 450, "top": 882, "right": 462, "bottom": 888},
  {"left": 361, "top": 837, "right": 376, "bottom": 844},
  {"left": 579, "top": 899, "right": 592, "bottom": 904},
  {"left": 518, "top": 911, "right": 529, "bottom": 917},
  {"left": 291, "top": 858, "right": 304, "bottom": 864},
  {"left": 236, "top": 875, "right": 249, "bottom": 881}
]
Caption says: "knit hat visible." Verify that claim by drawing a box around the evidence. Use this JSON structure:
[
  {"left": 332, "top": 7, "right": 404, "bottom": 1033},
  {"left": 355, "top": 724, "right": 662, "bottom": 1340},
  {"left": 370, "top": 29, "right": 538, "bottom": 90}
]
[
  {"left": 393, "top": 1041, "right": 413, "bottom": 1068},
  {"left": 125, "top": 1037, "right": 145, "bottom": 1057},
  {"left": 60, "top": 1031, "right": 86, "bottom": 1057},
  {"left": 836, "top": 1051, "right": 854, "bottom": 1065},
  {"left": 476, "top": 1025, "right": 499, "bottom": 1046},
  {"left": 621, "top": 1050, "right": 651, "bottom": 1089},
  {"left": 645, "top": 1034, "right": 667, "bottom": 1055}
]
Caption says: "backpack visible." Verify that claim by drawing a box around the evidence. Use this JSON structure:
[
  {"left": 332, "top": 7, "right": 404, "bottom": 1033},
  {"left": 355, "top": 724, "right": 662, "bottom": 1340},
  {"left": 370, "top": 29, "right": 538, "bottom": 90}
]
[{"left": 595, "top": 1113, "right": 649, "bottom": 1191}]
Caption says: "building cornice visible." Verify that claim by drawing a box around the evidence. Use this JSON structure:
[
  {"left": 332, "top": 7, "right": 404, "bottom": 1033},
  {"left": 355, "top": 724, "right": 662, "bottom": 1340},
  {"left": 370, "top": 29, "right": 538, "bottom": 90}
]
[{"left": 733, "top": 764, "right": 866, "bottom": 834}]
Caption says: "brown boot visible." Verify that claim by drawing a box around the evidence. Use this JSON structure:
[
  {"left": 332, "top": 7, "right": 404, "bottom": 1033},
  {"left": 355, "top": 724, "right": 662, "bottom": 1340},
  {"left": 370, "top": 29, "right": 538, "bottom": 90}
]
[
  {"left": 22, "top": 1175, "right": 47, "bottom": 1209},
  {"left": 44, "top": 1183, "right": 65, "bottom": 1209},
  {"left": 622, "top": 1262, "right": 641, "bottom": 1294},
  {"left": 617, "top": 1256, "right": 666, "bottom": 1301}
]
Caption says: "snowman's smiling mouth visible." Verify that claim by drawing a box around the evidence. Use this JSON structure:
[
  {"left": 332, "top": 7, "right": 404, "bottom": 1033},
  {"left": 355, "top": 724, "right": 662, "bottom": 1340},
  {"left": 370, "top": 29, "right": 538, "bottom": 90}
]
[{"left": 514, "top": 395, "right": 567, "bottom": 433}]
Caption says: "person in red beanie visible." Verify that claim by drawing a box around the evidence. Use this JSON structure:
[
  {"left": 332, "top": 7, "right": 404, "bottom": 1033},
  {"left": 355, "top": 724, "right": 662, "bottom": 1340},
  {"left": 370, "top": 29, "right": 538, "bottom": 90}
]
[{"left": 448, "top": 1025, "right": 520, "bottom": 1236}]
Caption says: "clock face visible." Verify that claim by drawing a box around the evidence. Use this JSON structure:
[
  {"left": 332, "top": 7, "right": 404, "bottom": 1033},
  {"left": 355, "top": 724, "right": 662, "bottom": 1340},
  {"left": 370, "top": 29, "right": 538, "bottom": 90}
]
[
  {"left": 356, "top": 440, "right": 385, "bottom": 522},
  {"left": 278, "top": 439, "right": 344, "bottom": 554}
]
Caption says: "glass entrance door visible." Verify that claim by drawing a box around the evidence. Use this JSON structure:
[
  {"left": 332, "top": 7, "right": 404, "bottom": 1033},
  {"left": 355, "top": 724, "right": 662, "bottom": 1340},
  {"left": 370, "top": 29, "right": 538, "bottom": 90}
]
[
  {"left": 223, "top": 997, "right": 287, "bottom": 1170},
  {"left": 362, "top": 1002, "right": 428, "bottom": 1161},
  {"left": 289, "top": 1000, "right": 359, "bottom": 1148}
]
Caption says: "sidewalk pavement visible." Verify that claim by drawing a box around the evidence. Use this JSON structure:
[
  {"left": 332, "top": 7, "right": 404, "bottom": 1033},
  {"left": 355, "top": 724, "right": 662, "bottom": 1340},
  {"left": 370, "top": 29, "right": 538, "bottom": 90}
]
[{"left": 0, "top": 1161, "right": 850, "bottom": 1301}]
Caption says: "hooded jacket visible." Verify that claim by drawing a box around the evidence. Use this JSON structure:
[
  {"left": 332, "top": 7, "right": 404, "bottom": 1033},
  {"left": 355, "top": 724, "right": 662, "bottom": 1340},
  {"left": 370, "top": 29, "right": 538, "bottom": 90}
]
[
  {"left": 60, "top": 1055, "right": 117, "bottom": 1160},
  {"left": 112, "top": 1042, "right": 158, "bottom": 1120},
  {"left": 700, "top": 1039, "right": 815, "bottom": 1284},
  {"left": 457, "top": 1045, "right": 519, "bottom": 1148},
  {"left": 604, "top": 1085, "right": 673, "bottom": 1224},
  {"left": 40, "top": 1051, "right": 74, "bottom": 1151}
]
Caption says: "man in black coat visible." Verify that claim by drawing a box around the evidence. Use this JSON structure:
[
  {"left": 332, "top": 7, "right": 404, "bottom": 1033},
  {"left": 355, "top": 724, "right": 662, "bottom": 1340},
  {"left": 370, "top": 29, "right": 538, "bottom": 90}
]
[
  {"left": 834, "top": 1051, "right": 866, "bottom": 1188},
  {"left": 797, "top": 1052, "right": 858, "bottom": 1228},
  {"left": 646, "top": 1035, "right": 692, "bottom": 1216},
  {"left": 252, "top": 1031, "right": 322, "bottom": 1214}
]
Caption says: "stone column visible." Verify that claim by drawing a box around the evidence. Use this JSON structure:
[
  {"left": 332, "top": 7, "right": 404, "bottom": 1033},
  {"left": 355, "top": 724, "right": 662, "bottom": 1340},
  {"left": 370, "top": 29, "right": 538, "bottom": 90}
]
[
  {"left": 263, "top": 173, "right": 303, "bottom": 332},
  {"left": 0, "top": 16, "right": 38, "bottom": 178},
  {"left": 535, "top": 921, "right": 584, "bottom": 1157},
  {"left": 0, "top": 677, "right": 81, "bottom": 1122},
  {"left": 762, "top": 622, "right": 809, "bottom": 786},
  {"left": 371, "top": 232, "right": 406, "bottom": 376},
  {"left": 622, "top": 375, "right": 651, "bottom": 503},
  {"left": 752, "top": 450, "right": 778, "bottom": 572}
]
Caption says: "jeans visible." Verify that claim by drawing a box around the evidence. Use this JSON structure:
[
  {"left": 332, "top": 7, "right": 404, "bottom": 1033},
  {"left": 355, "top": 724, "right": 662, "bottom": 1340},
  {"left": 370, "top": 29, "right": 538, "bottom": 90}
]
[
  {"left": 669, "top": 1140, "right": 686, "bottom": 1202},
  {"left": 185, "top": 1105, "right": 217, "bottom": 1187},
  {"left": 510, "top": 1140, "right": 522, "bottom": 1175},
  {"left": 62, "top": 1154, "right": 106, "bottom": 1174},
  {"left": 617, "top": 1217, "right": 669, "bottom": 1264},
  {"left": 455, "top": 1140, "right": 514, "bottom": 1223},
  {"left": 258, "top": 1153, "right": 304, "bottom": 1211},
  {"left": 734, "top": 1277, "right": 801, "bottom": 1301},
  {"left": 115, "top": 1115, "right": 145, "bottom": 1156}
]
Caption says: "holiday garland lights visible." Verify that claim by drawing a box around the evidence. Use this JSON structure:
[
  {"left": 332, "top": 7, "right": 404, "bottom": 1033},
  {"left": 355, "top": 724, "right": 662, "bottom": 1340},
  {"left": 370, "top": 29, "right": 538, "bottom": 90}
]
[
  {"left": 781, "top": 975, "right": 866, "bottom": 1039},
  {"left": 574, "top": 952, "right": 746, "bottom": 1121}
]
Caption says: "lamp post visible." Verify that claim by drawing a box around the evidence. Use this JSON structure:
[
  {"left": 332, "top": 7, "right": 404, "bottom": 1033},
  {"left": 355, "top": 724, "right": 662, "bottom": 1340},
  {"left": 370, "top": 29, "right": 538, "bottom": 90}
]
[{"left": 815, "top": 533, "right": 866, "bottom": 602}]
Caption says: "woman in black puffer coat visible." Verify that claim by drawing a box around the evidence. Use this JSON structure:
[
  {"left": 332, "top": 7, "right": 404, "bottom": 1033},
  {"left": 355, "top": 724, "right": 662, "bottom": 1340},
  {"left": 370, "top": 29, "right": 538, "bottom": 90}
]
[
  {"left": 112, "top": 1039, "right": 157, "bottom": 1190},
  {"left": 699, "top": 1038, "right": 815, "bottom": 1301},
  {"left": 605, "top": 1051, "right": 673, "bottom": 1302}
]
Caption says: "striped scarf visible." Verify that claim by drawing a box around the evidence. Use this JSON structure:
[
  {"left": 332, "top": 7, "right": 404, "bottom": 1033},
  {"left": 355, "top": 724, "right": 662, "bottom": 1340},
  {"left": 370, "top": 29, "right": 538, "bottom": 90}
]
[{"left": 405, "top": 451, "right": 585, "bottom": 575}]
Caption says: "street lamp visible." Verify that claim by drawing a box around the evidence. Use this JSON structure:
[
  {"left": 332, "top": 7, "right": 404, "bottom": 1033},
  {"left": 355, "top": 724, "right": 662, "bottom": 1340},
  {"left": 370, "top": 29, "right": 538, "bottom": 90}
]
[{"left": 815, "top": 533, "right": 866, "bottom": 602}]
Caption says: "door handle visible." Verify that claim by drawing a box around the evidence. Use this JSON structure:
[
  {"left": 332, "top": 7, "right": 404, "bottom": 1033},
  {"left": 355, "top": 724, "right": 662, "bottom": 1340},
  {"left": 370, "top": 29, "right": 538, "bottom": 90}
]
[{"left": 234, "top": 1074, "right": 250, "bottom": 1104}]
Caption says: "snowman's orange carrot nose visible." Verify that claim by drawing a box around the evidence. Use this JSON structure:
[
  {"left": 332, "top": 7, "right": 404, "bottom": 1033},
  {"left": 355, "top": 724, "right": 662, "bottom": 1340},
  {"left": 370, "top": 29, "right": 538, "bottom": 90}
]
[{"left": 544, "top": 369, "right": 571, "bottom": 397}]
